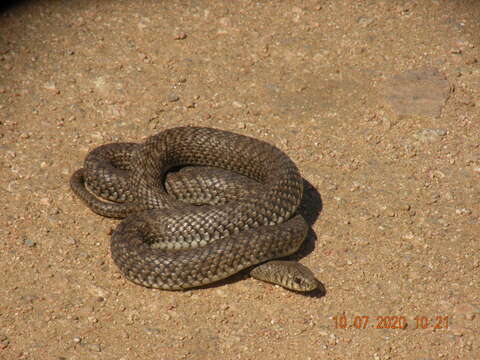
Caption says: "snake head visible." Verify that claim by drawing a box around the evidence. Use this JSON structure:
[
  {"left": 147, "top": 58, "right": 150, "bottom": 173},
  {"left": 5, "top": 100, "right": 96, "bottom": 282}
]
[{"left": 250, "top": 260, "right": 318, "bottom": 292}]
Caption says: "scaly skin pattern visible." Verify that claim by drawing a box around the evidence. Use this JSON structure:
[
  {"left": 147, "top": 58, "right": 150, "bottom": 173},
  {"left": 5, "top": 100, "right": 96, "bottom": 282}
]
[{"left": 70, "top": 126, "right": 318, "bottom": 291}]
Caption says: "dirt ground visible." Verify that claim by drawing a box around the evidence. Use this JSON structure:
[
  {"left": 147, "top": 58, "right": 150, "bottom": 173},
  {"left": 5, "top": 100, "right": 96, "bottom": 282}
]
[{"left": 1, "top": 0, "right": 479, "bottom": 359}]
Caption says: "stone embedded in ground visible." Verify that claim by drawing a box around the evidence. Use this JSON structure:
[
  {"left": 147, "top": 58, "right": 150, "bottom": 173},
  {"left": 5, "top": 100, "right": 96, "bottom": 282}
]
[{"left": 380, "top": 67, "right": 452, "bottom": 118}]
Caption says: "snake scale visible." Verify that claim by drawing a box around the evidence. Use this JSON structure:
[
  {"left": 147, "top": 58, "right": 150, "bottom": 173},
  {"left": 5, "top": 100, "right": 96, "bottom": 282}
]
[{"left": 70, "top": 126, "right": 318, "bottom": 291}]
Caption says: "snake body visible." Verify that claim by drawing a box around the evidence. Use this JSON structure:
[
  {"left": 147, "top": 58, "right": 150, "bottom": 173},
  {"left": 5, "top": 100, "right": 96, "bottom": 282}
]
[{"left": 70, "top": 127, "right": 318, "bottom": 291}]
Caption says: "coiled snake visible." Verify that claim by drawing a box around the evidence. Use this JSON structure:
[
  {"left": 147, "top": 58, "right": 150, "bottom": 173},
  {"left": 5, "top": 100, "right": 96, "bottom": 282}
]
[{"left": 70, "top": 126, "right": 318, "bottom": 291}]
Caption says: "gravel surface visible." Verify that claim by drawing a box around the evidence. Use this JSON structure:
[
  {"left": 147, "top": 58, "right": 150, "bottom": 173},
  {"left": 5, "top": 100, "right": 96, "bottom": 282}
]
[{"left": 1, "top": 1, "right": 479, "bottom": 359}]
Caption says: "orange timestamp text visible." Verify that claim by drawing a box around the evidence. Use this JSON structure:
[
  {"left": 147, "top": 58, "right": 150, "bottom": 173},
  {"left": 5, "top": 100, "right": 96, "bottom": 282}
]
[{"left": 332, "top": 314, "right": 449, "bottom": 330}]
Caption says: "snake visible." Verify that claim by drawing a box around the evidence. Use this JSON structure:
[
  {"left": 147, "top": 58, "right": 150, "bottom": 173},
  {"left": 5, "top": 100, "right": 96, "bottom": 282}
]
[{"left": 70, "top": 126, "right": 318, "bottom": 291}]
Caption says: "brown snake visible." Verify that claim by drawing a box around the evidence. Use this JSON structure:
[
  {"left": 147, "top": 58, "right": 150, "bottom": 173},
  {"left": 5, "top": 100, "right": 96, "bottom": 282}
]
[{"left": 70, "top": 126, "right": 318, "bottom": 291}]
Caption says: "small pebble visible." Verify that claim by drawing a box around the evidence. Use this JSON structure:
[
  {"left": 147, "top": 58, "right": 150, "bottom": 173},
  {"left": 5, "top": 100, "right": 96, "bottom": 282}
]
[
  {"left": 44, "top": 82, "right": 59, "bottom": 93},
  {"left": 413, "top": 128, "right": 447, "bottom": 143},
  {"left": 357, "top": 17, "right": 374, "bottom": 27},
  {"left": 174, "top": 32, "right": 187, "bottom": 40},
  {"left": 66, "top": 237, "right": 76, "bottom": 245},
  {"left": 87, "top": 343, "right": 102, "bottom": 352},
  {"left": 21, "top": 294, "right": 38, "bottom": 303},
  {"left": 23, "top": 237, "right": 36, "bottom": 247},
  {"left": 144, "top": 327, "right": 161, "bottom": 335},
  {"left": 167, "top": 94, "right": 180, "bottom": 102},
  {"left": 456, "top": 208, "right": 472, "bottom": 215}
]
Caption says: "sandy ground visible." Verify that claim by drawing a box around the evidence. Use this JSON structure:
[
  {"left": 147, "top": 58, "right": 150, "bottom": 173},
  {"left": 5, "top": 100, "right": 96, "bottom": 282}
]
[{"left": 1, "top": 0, "right": 479, "bottom": 359}]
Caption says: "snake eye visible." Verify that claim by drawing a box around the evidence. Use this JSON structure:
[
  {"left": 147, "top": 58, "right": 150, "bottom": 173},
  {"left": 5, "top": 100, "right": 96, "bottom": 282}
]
[{"left": 293, "top": 277, "right": 302, "bottom": 284}]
